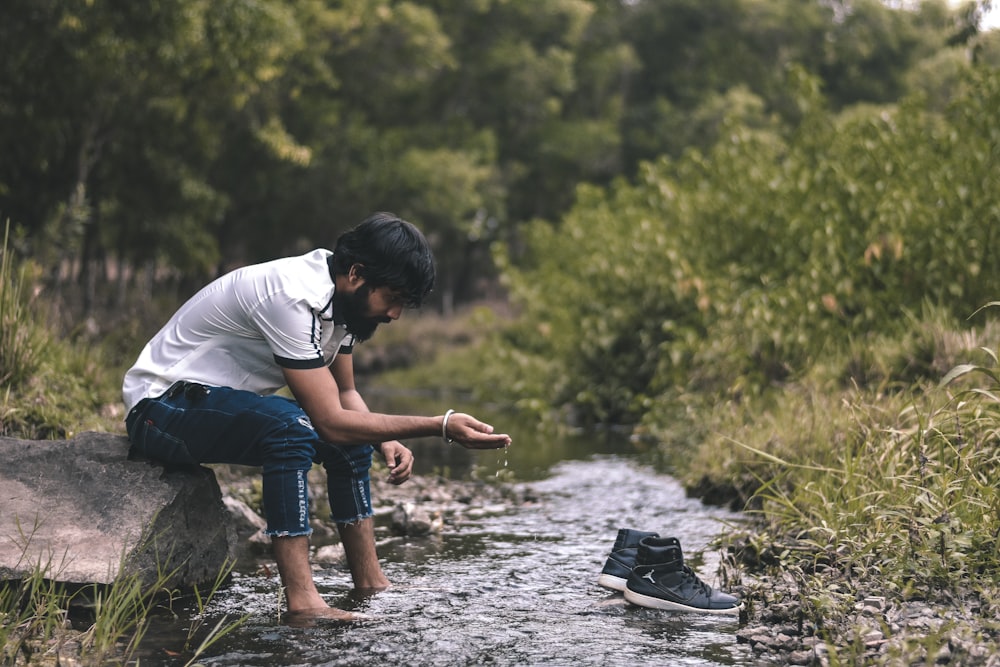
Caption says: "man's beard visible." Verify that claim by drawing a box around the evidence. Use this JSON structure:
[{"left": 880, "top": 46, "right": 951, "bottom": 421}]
[{"left": 335, "top": 283, "right": 389, "bottom": 343}]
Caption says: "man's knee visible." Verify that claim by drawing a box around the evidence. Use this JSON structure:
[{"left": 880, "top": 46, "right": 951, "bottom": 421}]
[{"left": 259, "top": 410, "right": 323, "bottom": 469}]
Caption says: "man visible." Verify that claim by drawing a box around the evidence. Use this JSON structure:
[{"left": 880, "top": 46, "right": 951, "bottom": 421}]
[{"left": 122, "top": 212, "right": 511, "bottom": 621}]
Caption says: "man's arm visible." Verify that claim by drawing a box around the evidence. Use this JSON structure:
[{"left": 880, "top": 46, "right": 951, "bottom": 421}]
[
  {"left": 329, "top": 353, "right": 414, "bottom": 484},
  {"left": 329, "top": 352, "right": 371, "bottom": 414},
  {"left": 281, "top": 358, "right": 511, "bottom": 449}
]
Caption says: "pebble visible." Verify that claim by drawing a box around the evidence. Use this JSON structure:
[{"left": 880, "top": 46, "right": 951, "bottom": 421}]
[{"left": 733, "top": 587, "right": 999, "bottom": 665}]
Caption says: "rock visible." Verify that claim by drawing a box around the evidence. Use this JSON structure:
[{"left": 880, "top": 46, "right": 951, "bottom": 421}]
[
  {"left": 390, "top": 502, "right": 443, "bottom": 536},
  {"left": 314, "top": 543, "right": 346, "bottom": 567},
  {"left": 787, "top": 649, "right": 814, "bottom": 665},
  {"left": 861, "top": 596, "right": 886, "bottom": 613},
  {"left": 222, "top": 496, "right": 270, "bottom": 561},
  {"left": 0, "top": 432, "right": 234, "bottom": 590}
]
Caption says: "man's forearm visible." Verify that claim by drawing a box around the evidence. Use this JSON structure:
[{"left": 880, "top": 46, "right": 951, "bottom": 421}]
[
  {"left": 336, "top": 388, "right": 392, "bottom": 449},
  {"left": 313, "top": 409, "right": 442, "bottom": 445},
  {"left": 339, "top": 388, "right": 370, "bottom": 413}
]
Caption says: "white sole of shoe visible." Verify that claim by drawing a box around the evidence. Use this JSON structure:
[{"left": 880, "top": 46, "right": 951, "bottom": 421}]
[
  {"left": 596, "top": 573, "right": 627, "bottom": 592},
  {"left": 623, "top": 589, "right": 741, "bottom": 616}
]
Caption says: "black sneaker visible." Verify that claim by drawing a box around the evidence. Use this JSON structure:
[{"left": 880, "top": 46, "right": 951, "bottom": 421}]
[
  {"left": 597, "top": 528, "right": 659, "bottom": 592},
  {"left": 623, "top": 536, "right": 741, "bottom": 615}
]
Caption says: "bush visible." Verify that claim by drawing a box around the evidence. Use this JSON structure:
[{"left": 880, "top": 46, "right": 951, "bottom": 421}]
[{"left": 483, "top": 66, "right": 1000, "bottom": 426}]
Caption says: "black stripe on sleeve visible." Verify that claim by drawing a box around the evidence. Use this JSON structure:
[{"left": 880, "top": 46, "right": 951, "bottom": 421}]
[{"left": 274, "top": 354, "right": 327, "bottom": 369}]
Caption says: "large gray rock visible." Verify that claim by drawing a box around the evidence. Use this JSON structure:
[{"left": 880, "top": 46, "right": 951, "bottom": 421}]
[{"left": 0, "top": 432, "right": 235, "bottom": 589}]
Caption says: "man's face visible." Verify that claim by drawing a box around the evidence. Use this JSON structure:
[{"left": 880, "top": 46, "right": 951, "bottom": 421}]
[{"left": 335, "top": 282, "right": 404, "bottom": 342}]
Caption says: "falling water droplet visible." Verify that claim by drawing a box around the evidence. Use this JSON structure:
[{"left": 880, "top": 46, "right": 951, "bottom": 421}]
[{"left": 496, "top": 443, "right": 510, "bottom": 477}]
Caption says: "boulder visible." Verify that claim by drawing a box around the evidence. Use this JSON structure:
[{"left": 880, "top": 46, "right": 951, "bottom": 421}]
[{"left": 0, "top": 432, "right": 234, "bottom": 590}]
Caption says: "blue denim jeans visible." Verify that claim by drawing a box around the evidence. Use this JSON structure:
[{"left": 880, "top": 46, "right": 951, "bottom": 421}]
[{"left": 125, "top": 382, "right": 374, "bottom": 537}]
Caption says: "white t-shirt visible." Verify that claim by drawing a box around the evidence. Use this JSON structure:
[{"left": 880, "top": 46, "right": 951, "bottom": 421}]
[{"left": 122, "top": 249, "right": 354, "bottom": 411}]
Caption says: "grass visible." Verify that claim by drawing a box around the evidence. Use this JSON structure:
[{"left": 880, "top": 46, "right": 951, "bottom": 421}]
[
  {"left": 0, "top": 222, "right": 47, "bottom": 392},
  {"left": 0, "top": 223, "right": 126, "bottom": 439},
  {"left": 1, "top": 541, "right": 244, "bottom": 667},
  {"left": 679, "top": 310, "right": 1000, "bottom": 662}
]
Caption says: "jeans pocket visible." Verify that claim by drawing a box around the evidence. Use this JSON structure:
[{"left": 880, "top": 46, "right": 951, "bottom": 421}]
[{"left": 128, "top": 400, "right": 198, "bottom": 465}]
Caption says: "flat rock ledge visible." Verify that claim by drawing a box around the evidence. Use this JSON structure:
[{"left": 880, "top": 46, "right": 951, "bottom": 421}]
[{"left": 0, "top": 432, "right": 234, "bottom": 590}]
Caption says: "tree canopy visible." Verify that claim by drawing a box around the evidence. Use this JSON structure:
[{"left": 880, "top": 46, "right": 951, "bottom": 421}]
[{"left": 0, "top": 0, "right": 996, "bottom": 321}]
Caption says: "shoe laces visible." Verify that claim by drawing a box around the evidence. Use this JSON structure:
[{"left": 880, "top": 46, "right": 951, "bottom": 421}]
[{"left": 680, "top": 564, "right": 714, "bottom": 597}]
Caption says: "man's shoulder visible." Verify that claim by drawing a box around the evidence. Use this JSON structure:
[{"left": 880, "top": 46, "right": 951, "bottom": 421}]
[
  {"left": 249, "top": 248, "right": 331, "bottom": 273},
  {"left": 236, "top": 249, "right": 331, "bottom": 286},
  {"left": 230, "top": 249, "right": 334, "bottom": 311}
]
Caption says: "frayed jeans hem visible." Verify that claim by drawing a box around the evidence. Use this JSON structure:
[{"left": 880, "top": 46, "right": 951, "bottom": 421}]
[
  {"left": 332, "top": 512, "right": 374, "bottom": 526},
  {"left": 266, "top": 529, "right": 314, "bottom": 538}
]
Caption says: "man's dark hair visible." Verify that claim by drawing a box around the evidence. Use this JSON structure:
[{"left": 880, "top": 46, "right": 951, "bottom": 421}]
[{"left": 331, "top": 212, "right": 436, "bottom": 308}]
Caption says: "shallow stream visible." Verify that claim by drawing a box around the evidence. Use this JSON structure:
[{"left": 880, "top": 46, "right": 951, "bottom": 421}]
[{"left": 133, "top": 402, "right": 753, "bottom": 666}]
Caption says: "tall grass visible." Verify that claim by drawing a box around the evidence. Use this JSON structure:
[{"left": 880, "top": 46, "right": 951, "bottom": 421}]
[
  {"left": 685, "top": 308, "right": 1000, "bottom": 661},
  {"left": 0, "top": 222, "right": 47, "bottom": 391},
  {"left": 1, "top": 535, "right": 245, "bottom": 666},
  {"left": 0, "top": 220, "right": 125, "bottom": 439}
]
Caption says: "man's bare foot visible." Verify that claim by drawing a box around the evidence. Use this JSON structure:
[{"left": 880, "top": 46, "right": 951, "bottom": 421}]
[{"left": 282, "top": 606, "right": 367, "bottom": 627}]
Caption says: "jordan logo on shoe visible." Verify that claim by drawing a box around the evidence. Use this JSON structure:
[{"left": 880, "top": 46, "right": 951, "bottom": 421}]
[{"left": 642, "top": 571, "right": 656, "bottom": 584}]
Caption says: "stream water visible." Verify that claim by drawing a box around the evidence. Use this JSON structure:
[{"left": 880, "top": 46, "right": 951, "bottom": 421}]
[{"left": 131, "top": 400, "right": 753, "bottom": 666}]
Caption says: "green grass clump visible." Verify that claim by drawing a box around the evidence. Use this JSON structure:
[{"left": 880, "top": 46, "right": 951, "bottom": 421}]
[
  {"left": 0, "top": 224, "right": 47, "bottom": 392},
  {"left": 692, "top": 314, "right": 1000, "bottom": 593},
  {"left": 680, "top": 308, "right": 1000, "bottom": 661},
  {"left": 0, "top": 223, "right": 125, "bottom": 439},
  {"left": 1, "top": 528, "right": 245, "bottom": 666}
]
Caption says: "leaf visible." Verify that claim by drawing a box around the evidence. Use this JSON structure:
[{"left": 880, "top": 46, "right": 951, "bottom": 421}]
[
  {"left": 939, "top": 364, "right": 977, "bottom": 386},
  {"left": 969, "top": 388, "right": 1000, "bottom": 403}
]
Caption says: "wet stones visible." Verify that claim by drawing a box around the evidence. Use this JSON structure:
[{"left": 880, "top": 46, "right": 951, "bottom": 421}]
[{"left": 735, "top": 584, "right": 1000, "bottom": 665}]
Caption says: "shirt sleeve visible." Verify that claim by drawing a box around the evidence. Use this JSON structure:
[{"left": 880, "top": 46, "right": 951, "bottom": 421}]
[{"left": 249, "top": 291, "right": 327, "bottom": 369}]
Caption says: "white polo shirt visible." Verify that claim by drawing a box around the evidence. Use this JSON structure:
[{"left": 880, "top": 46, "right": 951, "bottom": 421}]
[{"left": 122, "top": 249, "right": 354, "bottom": 411}]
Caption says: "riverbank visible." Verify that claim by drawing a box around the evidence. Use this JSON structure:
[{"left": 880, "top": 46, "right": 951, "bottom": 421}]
[{"left": 724, "top": 532, "right": 1000, "bottom": 665}]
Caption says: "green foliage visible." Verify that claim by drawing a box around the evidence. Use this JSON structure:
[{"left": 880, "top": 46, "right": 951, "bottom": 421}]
[
  {"left": 486, "top": 65, "right": 1000, "bottom": 424},
  {"left": 0, "top": 534, "right": 245, "bottom": 666},
  {"left": 0, "top": 224, "right": 124, "bottom": 439},
  {"left": 5, "top": 0, "right": 979, "bottom": 329},
  {"left": 492, "top": 177, "right": 712, "bottom": 423},
  {"left": 0, "top": 225, "right": 48, "bottom": 390}
]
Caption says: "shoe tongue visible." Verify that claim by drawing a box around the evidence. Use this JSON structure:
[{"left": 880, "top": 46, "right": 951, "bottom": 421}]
[{"left": 639, "top": 538, "right": 684, "bottom": 566}]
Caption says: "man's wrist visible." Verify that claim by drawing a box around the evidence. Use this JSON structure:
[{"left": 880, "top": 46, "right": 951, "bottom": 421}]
[{"left": 441, "top": 409, "right": 455, "bottom": 443}]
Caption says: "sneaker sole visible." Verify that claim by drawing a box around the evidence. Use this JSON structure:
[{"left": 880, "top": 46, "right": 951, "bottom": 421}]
[
  {"left": 623, "top": 589, "right": 741, "bottom": 616},
  {"left": 597, "top": 573, "right": 628, "bottom": 592}
]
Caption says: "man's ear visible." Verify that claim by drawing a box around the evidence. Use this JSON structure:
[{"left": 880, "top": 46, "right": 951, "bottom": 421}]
[{"left": 347, "top": 263, "right": 366, "bottom": 287}]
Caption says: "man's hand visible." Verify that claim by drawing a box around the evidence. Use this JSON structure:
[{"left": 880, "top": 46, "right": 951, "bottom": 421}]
[
  {"left": 446, "top": 413, "right": 512, "bottom": 450},
  {"left": 379, "top": 440, "right": 414, "bottom": 484}
]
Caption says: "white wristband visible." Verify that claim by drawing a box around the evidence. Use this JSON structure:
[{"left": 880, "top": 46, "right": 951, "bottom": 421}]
[{"left": 442, "top": 409, "right": 455, "bottom": 443}]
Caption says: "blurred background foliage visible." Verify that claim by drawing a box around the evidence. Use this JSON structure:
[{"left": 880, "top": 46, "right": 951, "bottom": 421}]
[
  {"left": 484, "top": 62, "right": 1000, "bottom": 425},
  {"left": 1, "top": 0, "right": 998, "bottom": 433}
]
